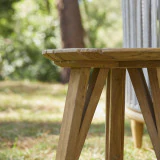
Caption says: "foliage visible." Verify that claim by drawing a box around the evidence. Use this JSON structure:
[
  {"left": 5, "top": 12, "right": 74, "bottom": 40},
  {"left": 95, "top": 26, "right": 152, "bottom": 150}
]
[
  {"left": 0, "top": 0, "right": 60, "bottom": 81},
  {"left": 81, "top": 0, "right": 122, "bottom": 48},
  {"left": 0, "top": 0, "right": 122, "bottom": 81},
  {"left": 0, "top": 0, "right": 20, "bottom": 37}
]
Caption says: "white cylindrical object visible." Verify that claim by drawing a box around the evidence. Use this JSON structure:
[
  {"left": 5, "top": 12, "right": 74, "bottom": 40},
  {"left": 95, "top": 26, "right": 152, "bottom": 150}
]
[{"left": 122, "top": 0, "right": 158, "bottom": 113}]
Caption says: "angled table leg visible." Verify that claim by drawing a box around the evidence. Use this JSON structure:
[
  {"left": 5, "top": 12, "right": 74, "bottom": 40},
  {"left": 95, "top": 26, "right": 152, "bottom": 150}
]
[
  {"left": 106, "top": 69, "right": 126, "bottom": 160},
  {"left": 56, "top": 68, "right": 90, "bottom": 160},
  {"left": 128, "top": 68, "right": 160, "bottom": 160},
  {"left": 148, "top": 68, "right": 160, "bottom": 138},
  {"left": 75, "top": 68, "right": 109, "bottom": 159}
]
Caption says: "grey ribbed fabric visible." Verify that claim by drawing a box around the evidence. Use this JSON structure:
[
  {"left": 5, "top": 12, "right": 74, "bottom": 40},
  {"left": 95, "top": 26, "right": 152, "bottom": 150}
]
[{"left": 122, "top": 0, "right": 158, "bottom": 112}]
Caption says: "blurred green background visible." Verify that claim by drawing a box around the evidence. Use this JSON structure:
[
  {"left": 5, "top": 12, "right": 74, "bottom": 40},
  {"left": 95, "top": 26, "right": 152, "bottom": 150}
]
[{"left": 0, "top": 0, "right": 122, "bottom": 82}]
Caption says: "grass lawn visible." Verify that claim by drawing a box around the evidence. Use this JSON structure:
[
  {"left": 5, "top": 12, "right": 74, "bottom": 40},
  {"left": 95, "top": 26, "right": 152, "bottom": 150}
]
[{"left": 0, "top": 81, "right": 156, "bottom": 160}]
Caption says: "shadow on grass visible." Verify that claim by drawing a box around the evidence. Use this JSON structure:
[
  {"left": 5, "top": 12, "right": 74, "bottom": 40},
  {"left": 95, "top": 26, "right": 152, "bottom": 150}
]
[
  {"left": 0, "top": 119, "right": 148, "bottom": 144},
  {"left": 0, "top": 121, "right": 61, "bottom": 143}
]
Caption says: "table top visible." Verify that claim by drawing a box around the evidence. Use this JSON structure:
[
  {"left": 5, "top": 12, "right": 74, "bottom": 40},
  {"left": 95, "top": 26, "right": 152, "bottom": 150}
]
[{"left": 43, "top": 48, "right": 160, "bottom": 68}]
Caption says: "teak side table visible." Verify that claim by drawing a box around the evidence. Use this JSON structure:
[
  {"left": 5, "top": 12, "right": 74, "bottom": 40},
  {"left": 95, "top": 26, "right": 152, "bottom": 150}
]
[{"left": 43, "top": 48, "right": 160, "bottom": 160}]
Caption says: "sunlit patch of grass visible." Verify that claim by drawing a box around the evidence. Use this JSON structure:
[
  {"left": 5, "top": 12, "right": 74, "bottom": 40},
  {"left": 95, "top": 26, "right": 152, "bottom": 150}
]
[
  {"left": 0, "top": 81, "right": 157, "bottom": 159},
  {"left": 0, "top": 134, "right": 58, "bottom": 160}
]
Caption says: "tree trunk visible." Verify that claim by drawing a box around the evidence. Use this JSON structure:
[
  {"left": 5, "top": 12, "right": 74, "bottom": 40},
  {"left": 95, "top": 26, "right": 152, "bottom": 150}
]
[{"left": 57, "top": 0, "right": 85, "bottom": 83}]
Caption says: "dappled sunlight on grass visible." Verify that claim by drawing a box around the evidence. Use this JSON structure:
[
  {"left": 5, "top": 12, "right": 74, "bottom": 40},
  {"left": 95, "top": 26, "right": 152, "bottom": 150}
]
[{"left": 0, "top": 81, "right": 156, "bottom": 159}]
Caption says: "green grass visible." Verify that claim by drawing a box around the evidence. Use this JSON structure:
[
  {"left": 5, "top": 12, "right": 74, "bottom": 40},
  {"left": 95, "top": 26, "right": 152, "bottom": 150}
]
[{"left": 0, "top": 81, "right": 156, "bottom": 160}]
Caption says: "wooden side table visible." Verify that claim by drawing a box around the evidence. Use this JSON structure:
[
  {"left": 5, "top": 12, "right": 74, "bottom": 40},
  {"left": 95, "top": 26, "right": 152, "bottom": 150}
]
[{"left": 43, "top": 48, "right": 160, "bottom": 160}]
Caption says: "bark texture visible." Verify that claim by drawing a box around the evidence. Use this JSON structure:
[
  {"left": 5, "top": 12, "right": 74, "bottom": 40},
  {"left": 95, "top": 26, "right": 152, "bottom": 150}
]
[{"left": 57, "top": 0, "right": 85, "bottom": 83}]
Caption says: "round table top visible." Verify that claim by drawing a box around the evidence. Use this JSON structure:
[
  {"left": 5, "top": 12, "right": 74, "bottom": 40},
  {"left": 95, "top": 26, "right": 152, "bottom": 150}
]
[{"left": 43, "top": 48, "right": 160, "bottom": 68}]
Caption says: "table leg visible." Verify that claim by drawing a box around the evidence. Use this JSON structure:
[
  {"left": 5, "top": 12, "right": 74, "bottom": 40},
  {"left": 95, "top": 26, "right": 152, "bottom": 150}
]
[
  {"left": 148, "top": 68, "right": 160, "bottom": 138},
  {"left": 128, "top": 68, "right": 160, "bottom": 160},
  {"left": 106, "top": 70, "right": 110, "bottom": 160},
  {"left": 131, "top": 120, "right": 144, "bottom": 148},
  {"left": 75, "top": 68, "right": 109, "bottom": 159},
  {"left": 106, "top": 69, "right": 126, "bottom": 160},
  {"left": 56, "top": 68, "right": 90, "bottom": 160}
]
